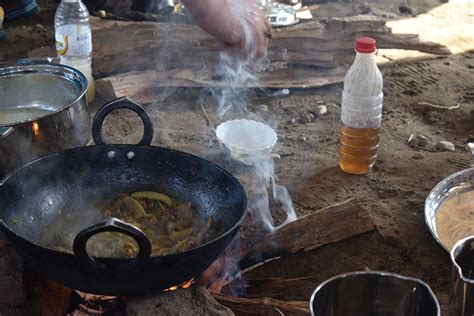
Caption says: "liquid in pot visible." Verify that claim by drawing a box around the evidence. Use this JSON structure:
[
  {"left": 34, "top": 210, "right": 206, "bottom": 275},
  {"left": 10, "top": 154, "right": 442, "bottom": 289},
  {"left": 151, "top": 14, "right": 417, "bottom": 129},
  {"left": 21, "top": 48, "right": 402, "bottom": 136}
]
[{"left": 0, "top": 107, "right": 53, "bottom": 125}]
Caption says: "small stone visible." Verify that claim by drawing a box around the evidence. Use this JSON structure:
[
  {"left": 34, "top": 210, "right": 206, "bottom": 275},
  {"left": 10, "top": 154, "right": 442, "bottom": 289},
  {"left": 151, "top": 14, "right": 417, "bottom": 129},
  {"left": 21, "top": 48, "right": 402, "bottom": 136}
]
[
  {"left": 466, "top": 142, "right": 474, "bottom": 155},
  {"left": 255, "top": 104, "right": 268, "bottom": 112},
  {"left": 316, "top": 105, "right": 328, "bottom": 116},
  {"left": 290, "top": 118, "right": 297, "bottom": 124},
  {"left": 300, "top": 136, "right": 308, "bottom": 142},
  {"left": 417, "top": 134, "right": 430, "bottom": 147},
  {"left": 437, "top": 141, "right": 456, "bottom": 152},
  {"left": 399, "top": 5, "right": 416, "bottom": 15},
  {"left": 407, "top": 134, "right": 430, "bottom": 148},
  {"left": 35, "top": 23, "right": 45, "bottom": 31},
  {"left": 358, "top": 2, "right": 372, "bottom": 14},
  {"left": 383, "top": 12, "right": 397, "bottom": 19},
  {"left": 301, "top": 113, "right": 314, "bottom": 124},
  {"left": 317, "top": 100, "right": 326, "bottom": 105},
  {"left": 98, "top": 10, "right": 107, "bottom": 18},
  {"left": 412, "top": 152, "right": 425, "bottom": 160}
]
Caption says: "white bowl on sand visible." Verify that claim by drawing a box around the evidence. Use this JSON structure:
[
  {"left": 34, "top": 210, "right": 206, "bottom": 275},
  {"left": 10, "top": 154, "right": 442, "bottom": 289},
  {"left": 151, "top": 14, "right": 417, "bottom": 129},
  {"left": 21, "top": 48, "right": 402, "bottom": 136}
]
[{"left": 216, "top": 119, "right": 278, "bottom": 165}]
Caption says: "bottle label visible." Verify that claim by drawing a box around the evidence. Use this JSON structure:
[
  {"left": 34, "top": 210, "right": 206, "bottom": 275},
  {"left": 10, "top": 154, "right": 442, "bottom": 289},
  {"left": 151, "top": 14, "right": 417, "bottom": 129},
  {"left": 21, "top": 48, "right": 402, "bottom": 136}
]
[{"left": 55, "top": 25, "right": 92, "bottom": 57}]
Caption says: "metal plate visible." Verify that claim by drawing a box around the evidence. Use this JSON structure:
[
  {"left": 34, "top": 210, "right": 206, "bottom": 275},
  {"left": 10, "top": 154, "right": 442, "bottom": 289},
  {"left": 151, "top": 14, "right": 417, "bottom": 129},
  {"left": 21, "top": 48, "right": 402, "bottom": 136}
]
[{"left": 425, "top": 168, "right": 474, "bottom": 251}]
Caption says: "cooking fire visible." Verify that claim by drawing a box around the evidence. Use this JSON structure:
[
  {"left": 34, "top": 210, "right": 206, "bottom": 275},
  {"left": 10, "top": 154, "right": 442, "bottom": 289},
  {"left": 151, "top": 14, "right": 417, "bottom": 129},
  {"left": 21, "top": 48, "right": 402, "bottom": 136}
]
[
  {"left": 67, "top": 279, "right": 194, "bottom": 315},
  {"left": 0, "top": 0, "right": 471, "bottom": 315}
]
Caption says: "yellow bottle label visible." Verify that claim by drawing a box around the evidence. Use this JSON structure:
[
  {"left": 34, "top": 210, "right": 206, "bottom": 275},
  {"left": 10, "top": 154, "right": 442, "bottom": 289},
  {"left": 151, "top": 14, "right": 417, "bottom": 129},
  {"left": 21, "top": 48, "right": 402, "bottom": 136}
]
[
  {"left": 55, "top": 25, "right": 92, "bottom": 57},
  {"left": 55, "top": 34, "right": 69, "bottom": 55}
]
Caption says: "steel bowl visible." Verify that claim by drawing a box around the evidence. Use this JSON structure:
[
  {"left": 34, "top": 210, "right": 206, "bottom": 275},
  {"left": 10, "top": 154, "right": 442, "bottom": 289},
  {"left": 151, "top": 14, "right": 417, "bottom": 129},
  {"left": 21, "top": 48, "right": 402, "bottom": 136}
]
[
  {"left": 425, "top": 168, "right": 474, "bottom": 251},
  {"left": 310, "top": 271, "right": 440, "bottom": 316},
  {"left": 0, "top": 63, "right": 91, "bottom": 177}
]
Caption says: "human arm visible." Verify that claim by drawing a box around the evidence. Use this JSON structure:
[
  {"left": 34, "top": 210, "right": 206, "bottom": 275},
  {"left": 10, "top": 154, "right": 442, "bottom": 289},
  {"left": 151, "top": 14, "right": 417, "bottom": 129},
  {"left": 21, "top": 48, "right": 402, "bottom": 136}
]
[{"left": 181, "top": 0, "right": 270, "bottom": 59}]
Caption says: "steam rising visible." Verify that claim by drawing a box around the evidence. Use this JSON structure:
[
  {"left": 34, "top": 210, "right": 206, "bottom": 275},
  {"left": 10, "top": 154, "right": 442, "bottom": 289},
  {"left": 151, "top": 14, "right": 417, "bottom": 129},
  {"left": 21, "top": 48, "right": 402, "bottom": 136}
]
[
  {"left": 212, "top": 52, "right": 258, "bottom": 116},
  {"left": 206, "top": 0, "right": 298, "bottom": 232},
  {"left": 250, "top": 157, "right": 297, "bottom": 231}
]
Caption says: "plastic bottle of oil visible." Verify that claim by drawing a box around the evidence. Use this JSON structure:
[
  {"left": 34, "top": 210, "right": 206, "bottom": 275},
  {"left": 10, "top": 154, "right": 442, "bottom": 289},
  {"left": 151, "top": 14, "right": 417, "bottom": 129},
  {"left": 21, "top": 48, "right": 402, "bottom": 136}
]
[{"left": 338, "top": 37, "right": 383, "bottom": 175}]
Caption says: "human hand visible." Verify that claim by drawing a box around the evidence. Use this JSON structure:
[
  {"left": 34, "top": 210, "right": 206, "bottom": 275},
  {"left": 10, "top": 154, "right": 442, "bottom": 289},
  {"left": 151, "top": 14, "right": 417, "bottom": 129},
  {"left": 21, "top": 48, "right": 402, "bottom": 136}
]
[{"left": 182, "top": 0, "right": 271, "bottom": 60}]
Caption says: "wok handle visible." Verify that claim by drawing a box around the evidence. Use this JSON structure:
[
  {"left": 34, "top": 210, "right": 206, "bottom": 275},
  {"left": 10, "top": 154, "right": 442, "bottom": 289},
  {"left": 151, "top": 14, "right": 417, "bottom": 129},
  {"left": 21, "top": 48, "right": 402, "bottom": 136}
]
[
  {"left": 92, "top": 96, "right": 154, "bottom": 146},
  {"left": 73, "top": 218, "right": 152, "bottom": 269}
]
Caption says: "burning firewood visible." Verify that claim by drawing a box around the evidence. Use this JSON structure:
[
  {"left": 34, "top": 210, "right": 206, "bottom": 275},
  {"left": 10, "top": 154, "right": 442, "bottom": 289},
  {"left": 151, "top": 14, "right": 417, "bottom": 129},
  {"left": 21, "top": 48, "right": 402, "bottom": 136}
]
[
  {"left": 213, "top": 293, "right": 309, "bottom": 316},
  {"left": 198, "top": 199, "right": 375, "bottom": 292}
]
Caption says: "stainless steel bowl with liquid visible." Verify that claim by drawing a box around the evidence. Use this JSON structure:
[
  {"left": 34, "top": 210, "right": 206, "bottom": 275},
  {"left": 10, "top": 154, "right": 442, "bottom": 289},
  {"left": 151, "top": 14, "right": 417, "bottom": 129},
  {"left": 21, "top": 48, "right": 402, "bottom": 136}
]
[
  {"left": 425, "top": 168, "right": 474, "bottom": 251},
  {"left": 0, "top": 63, "right": 91, "bottom": 176}
]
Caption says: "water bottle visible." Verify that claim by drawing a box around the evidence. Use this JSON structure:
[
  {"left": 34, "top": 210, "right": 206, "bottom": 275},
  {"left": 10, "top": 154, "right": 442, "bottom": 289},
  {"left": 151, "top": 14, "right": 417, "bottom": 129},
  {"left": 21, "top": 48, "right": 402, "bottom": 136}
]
[
  {"left": 55, "top": 0, "right": 95, "bottom": 101},
  {"left": 338, "top": 37, "right": 383, "bottom": 175}
]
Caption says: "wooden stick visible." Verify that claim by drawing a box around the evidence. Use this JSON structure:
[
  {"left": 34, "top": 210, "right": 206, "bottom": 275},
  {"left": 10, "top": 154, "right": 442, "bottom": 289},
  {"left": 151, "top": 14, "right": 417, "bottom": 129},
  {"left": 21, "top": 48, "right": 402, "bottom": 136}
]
[
  {"left": 198, "top": 199, "right": 375, "bottom": 291},
  {"left": 246, "top": 199, "right": 375, "bottom": 262},
  {"left": 227, "top": 276, "right": 324, "bottom": 299},
  {"left": 213, "top": 293, "right": 310, "bottom": 316}
]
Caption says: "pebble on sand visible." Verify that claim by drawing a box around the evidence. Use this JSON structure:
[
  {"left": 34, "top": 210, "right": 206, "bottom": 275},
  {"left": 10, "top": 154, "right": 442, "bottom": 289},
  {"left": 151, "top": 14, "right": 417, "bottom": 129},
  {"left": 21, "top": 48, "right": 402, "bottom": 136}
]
[
  {"left": 466, "top": 142, "right": 474, "bottom": 155},
  {"left": 407, "top": 134, "right": 430, "bottom": 148},
  {"left": 411, "top": 152, "right": 425, "bottom": 160},
  {"left": 436, "top": 141, "right": 456, "bottom": 152},
  {"left": 316, "top": 105, "right": 328, "bottom": 116}
]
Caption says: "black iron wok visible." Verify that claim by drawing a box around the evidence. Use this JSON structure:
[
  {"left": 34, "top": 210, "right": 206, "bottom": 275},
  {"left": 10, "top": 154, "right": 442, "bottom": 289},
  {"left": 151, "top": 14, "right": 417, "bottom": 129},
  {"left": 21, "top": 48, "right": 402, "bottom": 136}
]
[{"left": 0, "top": 97, "right": 247, "bottom": 296}]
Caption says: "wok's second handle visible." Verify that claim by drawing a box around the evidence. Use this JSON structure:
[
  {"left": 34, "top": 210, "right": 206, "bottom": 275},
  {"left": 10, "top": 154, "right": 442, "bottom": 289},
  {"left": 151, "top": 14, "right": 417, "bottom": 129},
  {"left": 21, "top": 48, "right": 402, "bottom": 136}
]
[
  {"left": 92, "top": 96, "right": 154, "bottom": 146},
  {"left": 73, "top": 218, "right": 152, "bottom": 270}
]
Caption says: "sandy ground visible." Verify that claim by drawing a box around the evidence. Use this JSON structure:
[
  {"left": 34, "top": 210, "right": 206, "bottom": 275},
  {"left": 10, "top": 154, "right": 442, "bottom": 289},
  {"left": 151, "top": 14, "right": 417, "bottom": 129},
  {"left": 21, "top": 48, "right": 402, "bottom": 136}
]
[{"left": 1, "top": 0, "right": 473, "bottom": 314}]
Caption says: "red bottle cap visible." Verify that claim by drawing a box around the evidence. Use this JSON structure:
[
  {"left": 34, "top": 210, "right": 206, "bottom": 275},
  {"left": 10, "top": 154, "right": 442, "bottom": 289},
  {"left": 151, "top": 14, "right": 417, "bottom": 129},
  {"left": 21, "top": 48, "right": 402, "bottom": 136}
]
[{"left": 355, "top": 37, "right": 377, "bottom": 53}]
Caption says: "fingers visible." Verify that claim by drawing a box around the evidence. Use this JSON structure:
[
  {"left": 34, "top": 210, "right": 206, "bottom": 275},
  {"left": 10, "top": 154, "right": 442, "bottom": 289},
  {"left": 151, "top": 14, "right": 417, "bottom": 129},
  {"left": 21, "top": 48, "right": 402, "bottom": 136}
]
[
  {"left": 257, "top": 16, "right": 272, "bottom": 59},
  {"left": 208, "top": 0, "right": 270, "bottom": 61}
]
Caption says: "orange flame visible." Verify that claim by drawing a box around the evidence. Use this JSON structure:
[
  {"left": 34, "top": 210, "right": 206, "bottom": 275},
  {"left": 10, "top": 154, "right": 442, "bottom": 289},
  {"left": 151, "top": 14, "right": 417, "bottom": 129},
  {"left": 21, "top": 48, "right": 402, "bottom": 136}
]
[
  {"left": 32, "top": 121, "right": 41, "bottom": 136},
  {"left": 163, "top": 279, "right": 194, "bottom": 292}
]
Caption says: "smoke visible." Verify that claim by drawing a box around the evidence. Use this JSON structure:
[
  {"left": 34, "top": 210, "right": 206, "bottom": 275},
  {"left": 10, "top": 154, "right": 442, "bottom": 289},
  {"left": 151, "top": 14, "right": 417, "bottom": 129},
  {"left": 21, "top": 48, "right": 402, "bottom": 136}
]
[
  {"left": 211, "top": 52, "right": 258, "bottom": 116},
  {"left": 176, "top": 0, "right": 298, "bottom": 232},
  {"left": 243, "top": 157, "right": 297, "bottom": 232}
]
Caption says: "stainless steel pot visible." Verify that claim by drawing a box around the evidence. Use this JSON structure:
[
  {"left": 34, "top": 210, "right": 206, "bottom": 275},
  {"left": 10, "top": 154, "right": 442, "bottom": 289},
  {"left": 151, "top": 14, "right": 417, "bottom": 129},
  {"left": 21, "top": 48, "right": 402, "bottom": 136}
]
[
  {"left": 0, "top": 63, "right": 90, "bottom": 177},
  {"left": 450, "top": 236, "right": 474, "bottom": 316},
  {"left": 310, "top": 271, "right": 440, "bottom": 316}
]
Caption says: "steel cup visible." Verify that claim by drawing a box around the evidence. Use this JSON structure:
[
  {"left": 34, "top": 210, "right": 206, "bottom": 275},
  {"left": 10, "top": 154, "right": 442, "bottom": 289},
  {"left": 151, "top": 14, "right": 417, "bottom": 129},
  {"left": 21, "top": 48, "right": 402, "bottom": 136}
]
[
  {"left": 310, "top": 271, "right": 440, "bottom": 316},
  {"left": 450, "top": 236, "right": 474, "bottom": 316}
]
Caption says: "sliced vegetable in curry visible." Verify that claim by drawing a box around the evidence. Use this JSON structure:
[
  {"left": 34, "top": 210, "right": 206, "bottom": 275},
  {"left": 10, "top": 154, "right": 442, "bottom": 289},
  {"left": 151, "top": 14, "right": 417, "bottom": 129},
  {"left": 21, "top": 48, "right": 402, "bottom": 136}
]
[{"left": 46, "top": 191, "right": 214, "bottom": 258}]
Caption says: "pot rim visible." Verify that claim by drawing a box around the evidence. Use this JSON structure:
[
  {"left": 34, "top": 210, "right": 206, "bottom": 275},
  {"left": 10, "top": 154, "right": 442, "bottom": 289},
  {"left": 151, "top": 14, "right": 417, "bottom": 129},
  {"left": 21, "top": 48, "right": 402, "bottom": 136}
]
[
  {"left": 0, "top": 62, "right": 88, "bottom": 128},
  {"left": 309, "top": 270, "right": 440, "bottom": 316}
]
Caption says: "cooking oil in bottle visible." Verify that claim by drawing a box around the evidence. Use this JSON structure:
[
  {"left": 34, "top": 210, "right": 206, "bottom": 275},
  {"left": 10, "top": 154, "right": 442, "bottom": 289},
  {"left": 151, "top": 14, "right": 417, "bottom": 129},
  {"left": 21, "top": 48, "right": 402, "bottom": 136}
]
[
  {"left": 339, "top": 125, "right": 380, "bottom": 175},
  {"left": 338, "top": 37, "right": 383, "bottom": 175}
]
